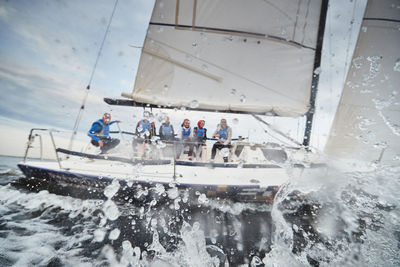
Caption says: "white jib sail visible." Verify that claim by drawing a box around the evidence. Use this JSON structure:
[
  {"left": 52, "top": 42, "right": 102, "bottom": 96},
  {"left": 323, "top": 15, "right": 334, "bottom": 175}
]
[
  {"left": 123, "top": 0, "right": 325, "bottom": 117},
  {"left": 324, "top": 0, "right": 400, "bottom": 164}
]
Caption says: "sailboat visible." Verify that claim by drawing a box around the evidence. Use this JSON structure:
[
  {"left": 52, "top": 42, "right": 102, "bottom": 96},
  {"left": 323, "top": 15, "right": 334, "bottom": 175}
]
[{"left": 18, "top": 0, "right": 334, "bottom": 203}]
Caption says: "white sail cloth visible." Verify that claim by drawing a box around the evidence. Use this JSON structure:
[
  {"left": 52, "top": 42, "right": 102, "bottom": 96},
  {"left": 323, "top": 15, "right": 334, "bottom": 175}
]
[
  {"left": 123, "top": 0, "right": 324, "bottom": 117},
  {"left": 325, "top": 0, "right": 400, "bottom": 164}
]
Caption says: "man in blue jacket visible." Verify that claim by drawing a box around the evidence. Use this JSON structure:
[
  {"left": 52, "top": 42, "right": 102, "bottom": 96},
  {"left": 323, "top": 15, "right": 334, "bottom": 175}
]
[{"left": 88, "top": 113, "right": 120, "bottom": 153}]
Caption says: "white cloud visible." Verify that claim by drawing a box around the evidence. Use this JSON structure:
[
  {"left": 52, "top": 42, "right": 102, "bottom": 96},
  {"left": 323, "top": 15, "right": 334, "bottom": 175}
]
[
  {"left": 0, "top": 5, "right": 7, "bottom": 20},
  {"left": 0, "top": 116, "right": 87, "bottom": 158}
]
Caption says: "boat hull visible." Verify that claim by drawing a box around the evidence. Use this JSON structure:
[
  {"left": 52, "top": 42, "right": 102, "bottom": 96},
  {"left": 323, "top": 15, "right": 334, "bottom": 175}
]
[{"left": 17, "top": 162, "right": 280, "bottom": 203}]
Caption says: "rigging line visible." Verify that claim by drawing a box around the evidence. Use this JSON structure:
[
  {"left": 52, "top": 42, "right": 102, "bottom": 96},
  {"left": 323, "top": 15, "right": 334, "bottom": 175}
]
[
  {"left": 263, "top": 127, "right": 296, "bottom": 148},
  {"left": 68, "top": 0, "right": 119, "bottom": 150},
  {"left": 252, "top": 114, "right": 302, "bottom": 147},
  {"left": 363, "top": 17, "right": 400, "bottom": 23},
  {"left": 259, "top": 119, "right": 300, "bottom": 148}
]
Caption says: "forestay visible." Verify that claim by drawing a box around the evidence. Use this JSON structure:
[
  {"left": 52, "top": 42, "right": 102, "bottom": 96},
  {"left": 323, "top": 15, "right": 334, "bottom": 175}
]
[
  {"left": 325, "top": 0, "right": 400, "bottom": 164},
  {"left": 122, "top": 0, "right": 324, "bottom": 117}
]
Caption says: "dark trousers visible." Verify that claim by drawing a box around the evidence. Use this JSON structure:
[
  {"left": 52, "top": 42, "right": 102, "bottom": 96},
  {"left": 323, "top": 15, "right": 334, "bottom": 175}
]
[
  {"left": 160, "top": 135, "right": 175, "bottom": 143},
  {"left": 211, "top": 142, "right": 230, "bottom": 162},
  {"left": 91, "top": 138, "right": 120, "bottom": 153},
  {"left": 176, "top": 139, "right": 194, "bottom": 158},
  {"left": 134, "top": 136, "right": 151, "bottom": 145}
]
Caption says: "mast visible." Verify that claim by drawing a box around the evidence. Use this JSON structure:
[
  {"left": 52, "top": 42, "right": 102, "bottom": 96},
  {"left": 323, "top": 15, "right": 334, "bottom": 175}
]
[{"left": 302, "top": 0, "right": 329, "bottom": 147}]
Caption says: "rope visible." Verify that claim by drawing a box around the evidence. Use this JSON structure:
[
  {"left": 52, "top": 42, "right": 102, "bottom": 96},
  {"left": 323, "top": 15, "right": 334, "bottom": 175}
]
[{"left": 68, "top": 0, "right": 119, "bottom": 150}]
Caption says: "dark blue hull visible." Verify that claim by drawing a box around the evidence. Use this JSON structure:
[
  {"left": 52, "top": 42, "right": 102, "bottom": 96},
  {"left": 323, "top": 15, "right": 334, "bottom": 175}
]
[{"left": 17, "top": 163, "right": 278, "bottom": 203}]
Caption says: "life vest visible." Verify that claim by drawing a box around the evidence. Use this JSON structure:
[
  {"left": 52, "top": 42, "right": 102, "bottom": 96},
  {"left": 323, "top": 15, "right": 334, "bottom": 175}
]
[
  {"left": 181, "top": 127, "right": 191, "bottom": 140},
  {"left": 218, "top": 126, "right": 229, "bottom": 140},
  {"left": 194, "top": 127, "right": 206, "bottom": 138},
  {"left": 161, "top": 123, "right": 173, "bottom": 136},
  {"left": 93, "top": 119, "right": 109, "bottom": 137},
  {"left": 139, "top": 119, "right": 151, "bottom": 133}
]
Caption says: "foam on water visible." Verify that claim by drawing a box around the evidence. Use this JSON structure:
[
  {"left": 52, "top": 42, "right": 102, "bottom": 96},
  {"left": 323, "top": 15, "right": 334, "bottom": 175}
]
[
  {"left": 266, "top": 163, "right": 400, "bottom": 266},
  {"left": 0, "top": 156, "right": 399, "bottom": 266}
]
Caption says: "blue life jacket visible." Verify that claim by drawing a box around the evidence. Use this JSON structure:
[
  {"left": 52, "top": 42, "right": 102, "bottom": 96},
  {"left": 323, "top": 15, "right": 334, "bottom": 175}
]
[
  {"left": 181, "top": 127, "right": 191, "bottom": 140},
  {"left": 139, "top": 119, "right": 151, "bottom": 133},
  {"left": 218, "top": 126, "right": 229, "bottom": 140},
  {"left": 94, "top": 119, "right": 110, "bottom": 137},
  {"left": 161, "top": 123, "right": 173, "bottom": 136},
  {"left": 195, "top": 127, "right": 206, "bottom": 138}
]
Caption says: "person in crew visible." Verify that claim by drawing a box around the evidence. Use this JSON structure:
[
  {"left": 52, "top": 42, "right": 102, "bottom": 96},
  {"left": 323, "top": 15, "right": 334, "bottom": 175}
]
[
  {"left": 176, "top": 118, "right": 194, "bottom": 160},
  {"left": 159, "top": 116, "right": 175, "bottom": 142},
  {"left": 135, "top": 114, "right": 156, "bottom": 144},
  {"left": 193, "top": 120, "right": 207, "bottom": 160},
  {"left": 88, "top": 113, "right": 120, "bottom": 154},
  {"left": 211, "top": 118, "right": 232, "bottom": 163}
]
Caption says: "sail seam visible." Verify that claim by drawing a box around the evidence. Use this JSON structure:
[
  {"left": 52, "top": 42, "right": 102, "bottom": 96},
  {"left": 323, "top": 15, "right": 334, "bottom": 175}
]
[
  {"left": 146, "top": 37, "right": 309, "bottom": 106},
  {"left": 149, "top": 22, "right": 316, "bottom": 50},
  {"left": 301, "top": 0, "right": 311, "bottom": 45},
  {"left": 292, "top": 0, "right": 302, "bottom": 41}
]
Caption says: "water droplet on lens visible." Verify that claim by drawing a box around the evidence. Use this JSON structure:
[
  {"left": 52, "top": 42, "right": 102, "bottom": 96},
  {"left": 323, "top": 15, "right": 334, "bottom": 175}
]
[
  {"left": 230, "top": 89, "right": 237, "bottom": 95},
  {"left": 189, "top": 100, "right": 199, "bottom": 108},
  {"left": 233, "top": 118, "right": 239, "bottom": 124},
  {"left": 240, "top": 95, "right": 246, "bottom": 103},
  {"left": 394, "top": 59, "right": 400, "bottom": 72},
  {"left": 219, "top": 148, "right": 230, "bottom": 157}
]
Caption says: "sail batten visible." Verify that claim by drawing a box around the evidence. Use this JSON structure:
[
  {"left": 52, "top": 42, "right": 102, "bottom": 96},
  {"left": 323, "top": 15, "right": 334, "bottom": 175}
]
[{"left": 126, "top": 0, "right": 325, "bottom": 117}]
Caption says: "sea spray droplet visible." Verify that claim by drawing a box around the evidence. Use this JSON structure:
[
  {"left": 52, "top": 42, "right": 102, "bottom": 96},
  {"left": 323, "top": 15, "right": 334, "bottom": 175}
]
[
  {"left": 233, "top": 118, "right": 239, "bottom": 124},
  {"left": 93, "top": 229, "right": 106, "bottom": 242},
  {"left": 103, "top": 200, "right": 120, "bottom": 221},
  {"left": 163, "top": 84, "right": 169, "bottom": 92},
  {"left": 109, "top": 228, "right": 120, "bottom": 240},
  {"left": 219, "top": 148, "right": 230, "bottom": 158},
  {"left": 239, "top": 94, "right": 246, "bottom": 103},
  {"left": 104, "top": 179, "right": 120, "bottom": 199},
  {"left": 198, "top": 193, "right": 209, "bottom": 204},
  {"left": 167, "top": 187, "right": 179, "bottom": 199},
  {"left": 189, "top": 100, "right": 199, "bottom": 108},
  {"left": 394, "top": 59, "right": 400, "bottom": 72},
  {"left": 230, "top": 89, "right": 237, "bottom": 95}
]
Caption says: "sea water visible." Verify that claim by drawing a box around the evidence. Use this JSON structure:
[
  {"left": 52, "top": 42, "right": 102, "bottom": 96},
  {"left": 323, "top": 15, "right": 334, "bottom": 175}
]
[{"left": 0, "top": 155, "right": 399, "bottom": 266}]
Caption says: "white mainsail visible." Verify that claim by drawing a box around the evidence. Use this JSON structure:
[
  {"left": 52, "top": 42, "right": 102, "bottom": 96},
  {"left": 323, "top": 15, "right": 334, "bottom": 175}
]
[
  {"left": 324, "top": 0, "right": 400, "bottom": 164},
  {"left": 123, "top": 0, "right": 325, "bottom": 117}
]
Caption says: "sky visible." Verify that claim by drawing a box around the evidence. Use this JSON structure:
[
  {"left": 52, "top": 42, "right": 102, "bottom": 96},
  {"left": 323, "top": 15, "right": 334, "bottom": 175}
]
[{"left": 0, "top": 0, "right": 367, "bottom": 157}]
